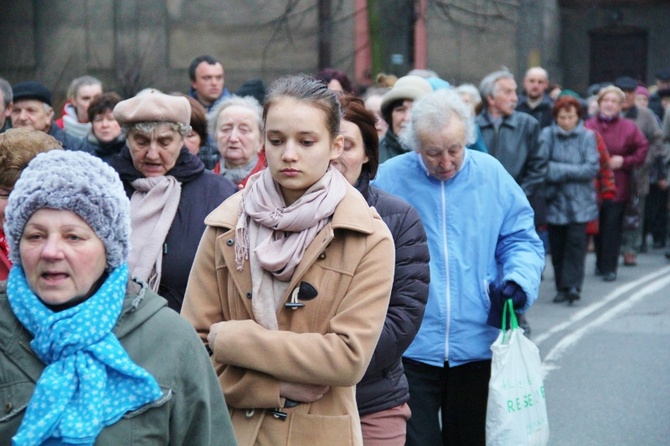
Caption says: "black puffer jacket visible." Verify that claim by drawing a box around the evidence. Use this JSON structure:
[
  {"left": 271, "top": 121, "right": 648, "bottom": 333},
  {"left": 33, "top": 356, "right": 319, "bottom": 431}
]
[
  {"left": 110, "top": 146, "right": 237, "bottom": 312},
  {"left": 355, "top": 172, "right": 430, "bottom": 416}
]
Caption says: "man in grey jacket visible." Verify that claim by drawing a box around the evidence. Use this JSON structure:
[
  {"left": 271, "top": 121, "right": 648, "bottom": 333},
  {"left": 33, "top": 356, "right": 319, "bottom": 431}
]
[{"left": 476, "top": 70, "right": 548, "bottom": 335}]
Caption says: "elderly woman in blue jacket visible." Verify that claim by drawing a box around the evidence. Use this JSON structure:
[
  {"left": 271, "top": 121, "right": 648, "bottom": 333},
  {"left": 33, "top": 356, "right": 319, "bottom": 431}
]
[{"left": 373, "top": 89, "right": 544, "bottom": 445}]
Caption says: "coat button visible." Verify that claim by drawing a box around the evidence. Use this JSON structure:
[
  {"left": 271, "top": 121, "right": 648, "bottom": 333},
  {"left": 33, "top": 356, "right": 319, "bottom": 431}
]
[
  {"left": 226, "top": 239, "right": 234, "bottom": 246},
  {"left": 246, "top": 291, "right": 252, "bottom": 299},
  {"left": 4, "top": 402, "right": 12, "bottom": 413},
  {"left": 318, "top": 251, "right": 326, "bottom": 260}
]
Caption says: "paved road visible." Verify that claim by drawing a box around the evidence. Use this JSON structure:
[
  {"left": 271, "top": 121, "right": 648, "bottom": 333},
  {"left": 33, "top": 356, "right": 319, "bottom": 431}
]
[{"left": 525, "top": 249, "right": 670, "bottom": 445}]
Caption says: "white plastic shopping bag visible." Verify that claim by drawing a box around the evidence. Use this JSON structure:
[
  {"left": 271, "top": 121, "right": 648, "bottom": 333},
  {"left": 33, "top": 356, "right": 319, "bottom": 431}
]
[{"left": 486, "top": 300, "right": 549, "bottom": 446}]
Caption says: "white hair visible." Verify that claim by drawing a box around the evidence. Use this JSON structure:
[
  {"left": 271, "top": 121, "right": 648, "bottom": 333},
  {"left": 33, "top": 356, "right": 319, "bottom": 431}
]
[
  {"left": 400, "top": 89, "right": 477, "bottom": 151},
  {"left": 208, "top": 95, "right": 263, "bottom": 139}
]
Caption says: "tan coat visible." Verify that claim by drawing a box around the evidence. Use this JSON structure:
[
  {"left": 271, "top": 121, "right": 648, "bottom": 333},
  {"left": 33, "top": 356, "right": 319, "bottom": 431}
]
[{"left": 182, "top": 185, "right": 395, "bottom": 446}]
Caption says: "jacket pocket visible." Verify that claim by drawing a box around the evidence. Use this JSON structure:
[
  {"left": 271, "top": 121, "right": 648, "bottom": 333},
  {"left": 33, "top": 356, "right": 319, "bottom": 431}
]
[
  {"left": 0, "top": 380, "right": 32, "bottom": 445},
  {"left": 287, "top": 413, "right": 353, "bottom": 446},
  {"left": 97, "top": 386, "right": 172, "bottom": 445}
]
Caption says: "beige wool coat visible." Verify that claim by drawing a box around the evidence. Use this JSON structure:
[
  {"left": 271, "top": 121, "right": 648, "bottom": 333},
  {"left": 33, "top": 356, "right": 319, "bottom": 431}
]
[{"left": 182, "top": 184, "right": 395, "bottom": 446}]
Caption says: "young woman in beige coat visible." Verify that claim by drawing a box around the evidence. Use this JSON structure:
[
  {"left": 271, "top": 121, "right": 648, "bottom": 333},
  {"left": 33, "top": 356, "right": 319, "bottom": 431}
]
[{"left": 182, "top": 75, "right": 395, "bottom": 446}]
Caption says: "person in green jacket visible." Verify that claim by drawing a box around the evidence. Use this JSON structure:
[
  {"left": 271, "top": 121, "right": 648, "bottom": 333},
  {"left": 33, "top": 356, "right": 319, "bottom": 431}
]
[{"left": 0, "top": 150, "right": 237, "bottom": 446}]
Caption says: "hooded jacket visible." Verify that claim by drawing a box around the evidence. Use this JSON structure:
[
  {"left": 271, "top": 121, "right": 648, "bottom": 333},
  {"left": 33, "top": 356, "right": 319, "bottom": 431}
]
[
  {"left": 110, "top": 146, "right": 237, "bottom": 311},
  {"left": 0, "top": 280, "right": 237, "bottom": 446},
  {"left": 181, "top": 184, "right": 395, "bottom": 446},
  {"left": 373, "top": 150, "right": 544, "bottom": 367}
]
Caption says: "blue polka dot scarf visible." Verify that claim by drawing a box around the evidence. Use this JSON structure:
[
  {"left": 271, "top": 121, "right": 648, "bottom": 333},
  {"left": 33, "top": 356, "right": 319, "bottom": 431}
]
[{"left": 7, "top": 263, "right": 163, "bottom": 446}]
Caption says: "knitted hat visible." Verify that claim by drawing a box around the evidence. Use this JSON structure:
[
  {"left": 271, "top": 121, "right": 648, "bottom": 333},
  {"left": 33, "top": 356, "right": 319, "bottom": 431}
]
[
  {"left": 4, "top": 151, "right": 130, "bottom": 268},
  {"left": 380, "top": 75, "right": 433, "bottom": 118},
  {"left": 12, "top": 81, "right": 52, "bottom": 106},
  {"left": 634, "top": 85, "right": 649, "bottom": 98},
  {"left": 113, "top": 89, "right": 191, "bottom": 127}
]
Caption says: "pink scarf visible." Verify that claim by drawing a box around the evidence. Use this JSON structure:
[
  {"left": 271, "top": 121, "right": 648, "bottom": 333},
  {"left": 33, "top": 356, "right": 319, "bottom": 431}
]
[{"left": 235, "top": 167, "right": 347, "bottom": 329}]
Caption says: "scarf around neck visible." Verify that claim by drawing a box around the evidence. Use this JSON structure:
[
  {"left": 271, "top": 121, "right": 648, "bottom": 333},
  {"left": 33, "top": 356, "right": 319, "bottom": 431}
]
[
  {"left": 7, "top": 263, "right": 162, "bottom": 446},
  {"left": 128, "top": 176, "right": 182, "bottom": 292},
  {"left": 235, "top": 167, "right": 347, "bottom": 328}
]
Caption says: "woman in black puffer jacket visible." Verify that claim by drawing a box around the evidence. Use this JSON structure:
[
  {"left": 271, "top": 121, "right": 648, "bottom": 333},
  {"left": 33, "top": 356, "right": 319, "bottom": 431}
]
[{"left": 333, "top": 94, "right": 430, "bottom": 446}]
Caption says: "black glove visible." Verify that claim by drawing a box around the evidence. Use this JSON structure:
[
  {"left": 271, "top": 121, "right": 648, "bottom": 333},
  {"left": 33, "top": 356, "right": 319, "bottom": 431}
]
[{"left": 487, "top": 281, "right": 527, "bottom": 328}]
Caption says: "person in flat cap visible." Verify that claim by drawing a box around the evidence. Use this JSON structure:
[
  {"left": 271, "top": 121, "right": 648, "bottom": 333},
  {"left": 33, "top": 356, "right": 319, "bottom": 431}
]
[
  {"left": 9, "top": 81, "right": 84, "bottom": 151},
  {"left": 108, "top": 89, "right": 236, "bottom": 313},
  {"left": 378, "top": 75, "right": 433, "bottom": 163},
  {"left": 0, "top": 150, "right": 236, "bottom": 445}
]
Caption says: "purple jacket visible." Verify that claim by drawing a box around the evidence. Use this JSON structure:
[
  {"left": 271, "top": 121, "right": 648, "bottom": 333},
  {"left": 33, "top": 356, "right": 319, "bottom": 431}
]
[{"left": 585, "top": 115, "right": 648, "bottom": 203}]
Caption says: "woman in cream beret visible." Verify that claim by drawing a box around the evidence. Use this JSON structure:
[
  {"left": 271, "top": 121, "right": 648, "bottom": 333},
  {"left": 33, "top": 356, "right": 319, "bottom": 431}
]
[{"left": 110, "top": 90, "right": 237, "bottom": 312}]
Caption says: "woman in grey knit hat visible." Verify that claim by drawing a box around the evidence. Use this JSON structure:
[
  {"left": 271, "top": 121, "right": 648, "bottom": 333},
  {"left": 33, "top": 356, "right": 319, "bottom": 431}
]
[{"left": 0, "top": 150, "right": 236, "bottom": 446}]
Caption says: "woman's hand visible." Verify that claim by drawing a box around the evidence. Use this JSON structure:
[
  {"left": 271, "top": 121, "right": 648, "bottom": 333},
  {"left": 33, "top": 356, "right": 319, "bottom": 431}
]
[
  {"left": 279, "top": 382, "right": 330, "bottom": 403},
  {"left": 207, "top": 321, "right": 226, "bottom": 350},
  {"left": 610, "top": 155, "right": 624, "bottom": 170}
]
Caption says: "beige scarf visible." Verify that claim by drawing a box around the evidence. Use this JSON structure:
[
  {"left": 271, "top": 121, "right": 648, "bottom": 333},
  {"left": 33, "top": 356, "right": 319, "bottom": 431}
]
[
  {"left": 235, "top": 167, "right": 347, "bottom": 329},
  {"left": 128, "top": 176, "right": 182, "bottom": 291}
]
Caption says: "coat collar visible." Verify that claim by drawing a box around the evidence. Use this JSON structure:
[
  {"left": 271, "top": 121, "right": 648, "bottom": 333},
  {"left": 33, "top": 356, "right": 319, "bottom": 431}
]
[
  {"left": 205, "top": 182, "right": 377, "bottom": 316},
  {"left": 205, "top": 181, "right": 376, "bottom": 235}
]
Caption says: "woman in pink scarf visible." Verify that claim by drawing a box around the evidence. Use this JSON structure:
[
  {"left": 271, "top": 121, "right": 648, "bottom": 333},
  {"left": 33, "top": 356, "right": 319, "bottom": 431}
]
[{"left": 182, "top": 75, "right": 395, "bottom": 446}]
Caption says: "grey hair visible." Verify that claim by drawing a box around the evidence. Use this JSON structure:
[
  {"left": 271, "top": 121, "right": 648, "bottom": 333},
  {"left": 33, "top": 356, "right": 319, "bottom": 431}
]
[
  {"left": 400, "top": 89, "right": 477, "bottom": 151},
  {"left": 208, "top": 95, "right": 263, "bottom": 140},
  {"left": 42, "top": 103, "right": 53, "bottom": 114},
  {"left": 67, "top": 75, "right": 102, "bottom": 99},
  {"left": 124, "top": 121, "right": 191, "bottom": 137},
  {"left": 0, "top": 78, "right": 12, "bottom": 107},
  {"left": 455, "top": 83, "right": 482, "bottom": 106},
  {"left": 479, "top": 70, "right": 515, "bottom": 102}
]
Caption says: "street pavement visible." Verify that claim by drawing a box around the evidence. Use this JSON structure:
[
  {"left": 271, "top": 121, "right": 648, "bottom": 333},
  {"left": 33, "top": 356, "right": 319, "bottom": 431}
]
[{"left": 525, "top": 248, "right": 670, "bottom": 445}]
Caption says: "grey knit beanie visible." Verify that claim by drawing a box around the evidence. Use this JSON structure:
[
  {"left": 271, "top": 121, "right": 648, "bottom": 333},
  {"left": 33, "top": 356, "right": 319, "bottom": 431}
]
[{"left": 4, "top": 150, "right": 130, "bottom": 268}]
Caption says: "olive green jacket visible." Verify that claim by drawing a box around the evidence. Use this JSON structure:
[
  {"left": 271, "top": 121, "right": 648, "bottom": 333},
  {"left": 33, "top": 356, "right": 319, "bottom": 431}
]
[{"left": 0, "top": 280, "right": 237, "bottom": 445}]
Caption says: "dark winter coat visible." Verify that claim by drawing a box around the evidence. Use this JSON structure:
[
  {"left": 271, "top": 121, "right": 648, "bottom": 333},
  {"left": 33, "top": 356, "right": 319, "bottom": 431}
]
[
  {"left": 476, "top": 111, "right": 546, "bottom": 198},
  {"left": 80, "top": 132, "right": 126, "bottom": 164},
  {"left": 48, "top": 123, "right": 84, "bottom": 151},
  {"left": 354, "top": 172, "right": 430, "bottom": 416},
  {"left": 110, "top": 146, "right": 237, "bottom": 312},
  {"left": 516, "top": 94, "right": 554, "bottom": 128},
  {"left": 379, "top": 130, "right": 409, "bottom": 164}
]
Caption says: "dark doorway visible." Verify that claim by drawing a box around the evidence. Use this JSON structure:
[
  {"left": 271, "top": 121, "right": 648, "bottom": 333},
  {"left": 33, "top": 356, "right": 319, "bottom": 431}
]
[{"left": 589, "top": 27, "right": 648, "bottom": 84}]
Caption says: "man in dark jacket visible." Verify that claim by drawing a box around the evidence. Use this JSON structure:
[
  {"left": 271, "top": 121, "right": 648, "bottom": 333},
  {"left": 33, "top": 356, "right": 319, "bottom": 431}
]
[
  {"left": 476, "top": 70, "right": 548, "bottom": 336},
  {"left": 10, "top": 81, "right": 83, "bottom": 151},
  {"left": 516, "top": 66, "right": 554, "bottom": 128}
]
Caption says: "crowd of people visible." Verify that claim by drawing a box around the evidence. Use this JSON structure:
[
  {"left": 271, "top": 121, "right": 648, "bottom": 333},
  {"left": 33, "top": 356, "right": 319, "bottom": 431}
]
[{"left": 0, "top": 55, "right": 669, "bottom": 445}]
